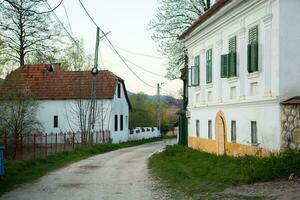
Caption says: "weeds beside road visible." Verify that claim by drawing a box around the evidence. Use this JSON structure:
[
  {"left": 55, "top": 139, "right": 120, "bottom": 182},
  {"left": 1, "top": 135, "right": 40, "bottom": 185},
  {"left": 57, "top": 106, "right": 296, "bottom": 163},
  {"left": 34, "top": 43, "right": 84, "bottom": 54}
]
[
  {"left": 0, "top": 137, "right": 162, "bottom": 195},
  {"left": 149, "top": 145, "right": 300, "bottom": 197}
]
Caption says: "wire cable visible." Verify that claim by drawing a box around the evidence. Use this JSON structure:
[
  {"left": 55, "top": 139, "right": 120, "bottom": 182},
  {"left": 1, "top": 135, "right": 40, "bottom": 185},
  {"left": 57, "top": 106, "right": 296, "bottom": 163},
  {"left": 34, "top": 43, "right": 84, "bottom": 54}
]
[
  {"left": 45, "top": 2, "right": 80, "bottom": 49},
  {"left": 115, "top": 45, "right": 166, "bottom": 59},
  {"left": 122, "top": 55, "right": 165, "bottom": 78},
  {"left": 36, "top": 0, "right": 64, "bottom": 14},
  {"left": 77, "top": 0, "right": 156, "bottom": 89},
  {"left": 62, "top": 0, "right": 73, "bottom": 35}
]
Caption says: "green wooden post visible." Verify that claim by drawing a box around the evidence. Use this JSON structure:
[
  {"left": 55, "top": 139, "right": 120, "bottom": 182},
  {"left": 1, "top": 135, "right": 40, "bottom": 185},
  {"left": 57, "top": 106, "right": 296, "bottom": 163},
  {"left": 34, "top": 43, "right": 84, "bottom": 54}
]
[{"left": 178, "top": 60, "right": 188, "bottom": 146}]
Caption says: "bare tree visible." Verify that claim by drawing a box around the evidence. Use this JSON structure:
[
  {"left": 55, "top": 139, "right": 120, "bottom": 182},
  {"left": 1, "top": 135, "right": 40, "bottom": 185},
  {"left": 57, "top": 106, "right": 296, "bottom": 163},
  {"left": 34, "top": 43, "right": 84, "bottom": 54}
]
[
  {"left": 0, "top": 0, "right": 62, "bottom": 66},
  {"left": 0, "top": 72, "right": 42, "bottom": 158},
  {"left": 0, "top": 72, "right": 42, "bottom": 136},
  {"left": 149, "top": 0, "right": 209, "bottom": 79}
]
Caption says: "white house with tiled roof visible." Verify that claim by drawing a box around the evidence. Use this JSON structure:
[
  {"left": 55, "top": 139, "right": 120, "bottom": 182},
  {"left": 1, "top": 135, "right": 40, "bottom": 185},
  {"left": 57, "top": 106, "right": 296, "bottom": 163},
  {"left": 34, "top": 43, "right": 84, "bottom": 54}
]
[
  {"left": 0, "top": 64, "right": 131, "bottom": 143},
  {"left": 180, "top": 0, "right": 300, "bottom": 156}
]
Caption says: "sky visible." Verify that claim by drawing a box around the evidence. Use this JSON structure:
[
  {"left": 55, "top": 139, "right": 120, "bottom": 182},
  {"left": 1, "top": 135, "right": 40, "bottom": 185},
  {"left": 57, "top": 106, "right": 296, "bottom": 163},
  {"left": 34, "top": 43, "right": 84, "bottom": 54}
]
[{"left": 47, "top": 0, "right": 182, "bottom": 97}]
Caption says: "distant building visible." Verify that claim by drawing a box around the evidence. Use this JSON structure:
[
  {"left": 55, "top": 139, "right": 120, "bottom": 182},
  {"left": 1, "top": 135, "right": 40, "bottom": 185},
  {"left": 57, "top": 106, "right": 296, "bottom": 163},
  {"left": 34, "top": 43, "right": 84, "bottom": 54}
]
[
  {"left": 180, "top": 0, "right": 300, "bottom": 156},
  {"left": 0, "top": 64, "right": 132, "bottom": 143}
]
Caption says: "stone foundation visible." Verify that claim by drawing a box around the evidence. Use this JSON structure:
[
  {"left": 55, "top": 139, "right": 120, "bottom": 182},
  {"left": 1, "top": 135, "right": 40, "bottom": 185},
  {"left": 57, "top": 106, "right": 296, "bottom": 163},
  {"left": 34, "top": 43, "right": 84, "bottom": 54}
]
[{"left": 281, "top": 105, "right": 300, "bottom": 150}]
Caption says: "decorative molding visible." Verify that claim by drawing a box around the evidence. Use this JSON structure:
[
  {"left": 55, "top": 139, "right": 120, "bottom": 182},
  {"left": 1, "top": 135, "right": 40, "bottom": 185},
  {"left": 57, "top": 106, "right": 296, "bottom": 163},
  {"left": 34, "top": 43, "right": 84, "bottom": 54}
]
[
  {"left": 227, "top": 76, "right": 239, "bottom": 84},
  {"left": 216, "top": 39, "right": 223, "bottom": 47},
  {"left": 262, "top": 14, "right": 273, "bottom": 28},
  {"left": 206, "top": 83, "right": 213, "bottom": 89},
  {"left": 200, "top": 49, "right": 205, "bottom": 54},
  {"left": 238, "top": 27, "right": 246, "bottom": 39},
  {"left": 247, "top": 71, "right": 260, "bottom": 80}
]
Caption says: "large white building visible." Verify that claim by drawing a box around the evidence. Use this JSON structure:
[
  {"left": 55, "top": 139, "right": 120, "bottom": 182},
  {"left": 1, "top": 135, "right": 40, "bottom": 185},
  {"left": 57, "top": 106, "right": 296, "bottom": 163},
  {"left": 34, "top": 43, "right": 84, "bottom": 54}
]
[
  {"left": 0, "top": 64, "right": 131, "bottom": 143},
  {"left": 180, "top": 0, "right": 300, "bottom": 156}
]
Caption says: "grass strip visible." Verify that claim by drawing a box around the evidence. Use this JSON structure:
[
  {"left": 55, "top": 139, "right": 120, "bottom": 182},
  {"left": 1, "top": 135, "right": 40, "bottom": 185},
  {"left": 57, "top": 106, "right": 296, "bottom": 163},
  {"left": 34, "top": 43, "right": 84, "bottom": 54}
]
[
  {"left": 149, "top": 145, "right": 300, "bottom": 195},
  {"left": 0, "top": 137, "right": 162, "bottom": 195}
]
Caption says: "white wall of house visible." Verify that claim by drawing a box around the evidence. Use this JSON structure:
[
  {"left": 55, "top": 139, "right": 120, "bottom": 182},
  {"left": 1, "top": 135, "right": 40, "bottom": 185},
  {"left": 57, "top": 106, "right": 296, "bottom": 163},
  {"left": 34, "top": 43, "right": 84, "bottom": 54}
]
[
  {"left": 189, "top": 100, "right": 281, "bottom": 151},
  {"left": 183, "top": 0, "right": 299, "bottom": 151},
  {"left": 110, "top": 81, "right": 130, "bottom": 143},
  {"left": 36, "top": 81, "right": 130, "bottom": 143}
]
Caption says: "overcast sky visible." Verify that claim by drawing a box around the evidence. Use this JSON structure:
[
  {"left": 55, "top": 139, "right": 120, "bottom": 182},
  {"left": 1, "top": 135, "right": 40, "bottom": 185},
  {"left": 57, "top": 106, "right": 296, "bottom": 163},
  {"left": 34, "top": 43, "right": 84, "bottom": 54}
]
[{"left": 47, "top": 0, "right": 182, "bottom": 96}]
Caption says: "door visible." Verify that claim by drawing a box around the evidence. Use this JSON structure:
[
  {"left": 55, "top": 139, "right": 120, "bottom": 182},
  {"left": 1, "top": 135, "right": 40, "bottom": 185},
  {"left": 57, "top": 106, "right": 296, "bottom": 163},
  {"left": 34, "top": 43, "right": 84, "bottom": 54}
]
[{"left": 215, "top": 111, "right": 227, "bottom": 155}]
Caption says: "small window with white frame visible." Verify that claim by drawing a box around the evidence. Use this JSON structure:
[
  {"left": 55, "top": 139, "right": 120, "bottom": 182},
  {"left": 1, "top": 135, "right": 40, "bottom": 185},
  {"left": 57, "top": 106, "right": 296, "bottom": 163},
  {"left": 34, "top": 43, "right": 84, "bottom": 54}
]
[
  {"left": 196, "top": 120, "right": 200, "bottom": 137},
  {"left": 231, "top": 120, "right": 236, "bottom": 142},
  {"left": 251, "top": 121, "right": 258, "bottom": 145},
  {"left": 208, "top": 120, "right": 212, "bottom": 139}
]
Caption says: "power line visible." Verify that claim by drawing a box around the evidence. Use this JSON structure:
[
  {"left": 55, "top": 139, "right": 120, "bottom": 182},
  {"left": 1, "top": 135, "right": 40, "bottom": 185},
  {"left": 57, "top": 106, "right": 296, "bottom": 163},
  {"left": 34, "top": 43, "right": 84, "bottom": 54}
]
[
  {"left": 45, "top": 2, "right": 79, "bottom": 48},
  {"left": 121, "top": 54, "right": 165, "bottom": 78},
  {"left": 78, "top": 0, "right": 98, "bottom": 27},
  {"left": 102, "top": 41, "right": 165, "bottom": 78},
  {"left": 115, "top": 45, "right": 166, "bottom": 59},
  {"left": 62, "top": 0, "right": 73, "bottom": 35},
  {"left": 38, "top": 0, "right": 64, "bottom": 14},
  {"left": 77, "top": 0, "right": 156, "bottom": 89}
]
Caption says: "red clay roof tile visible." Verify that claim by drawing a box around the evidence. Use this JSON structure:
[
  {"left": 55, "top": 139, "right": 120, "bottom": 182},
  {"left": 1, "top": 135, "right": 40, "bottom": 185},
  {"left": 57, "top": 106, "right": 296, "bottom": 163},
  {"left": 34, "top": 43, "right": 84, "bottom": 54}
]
[{"left": 0, "top": 64, "right": 120, "bottom": 100}]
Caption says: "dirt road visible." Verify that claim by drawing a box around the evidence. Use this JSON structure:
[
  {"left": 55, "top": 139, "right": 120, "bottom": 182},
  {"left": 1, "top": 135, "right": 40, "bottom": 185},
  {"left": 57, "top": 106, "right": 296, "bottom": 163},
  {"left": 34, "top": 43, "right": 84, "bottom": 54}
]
[{"left": 1, "top": 139, "right": 184, "bottom": 200}]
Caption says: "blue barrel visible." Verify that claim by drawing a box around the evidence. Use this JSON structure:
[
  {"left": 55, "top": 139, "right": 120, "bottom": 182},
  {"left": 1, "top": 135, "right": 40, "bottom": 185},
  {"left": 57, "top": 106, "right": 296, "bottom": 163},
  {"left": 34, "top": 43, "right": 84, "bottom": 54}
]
[{"left": 0, "top": 146, "right": 4, "bottom": 176}]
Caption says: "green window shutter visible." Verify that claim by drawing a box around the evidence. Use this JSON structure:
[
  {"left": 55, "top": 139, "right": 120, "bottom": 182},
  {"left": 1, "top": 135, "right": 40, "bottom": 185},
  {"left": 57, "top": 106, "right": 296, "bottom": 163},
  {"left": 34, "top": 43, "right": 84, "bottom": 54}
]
[
  {"left": 220, "top": 54, "right": 228, "bottom": 78},
  {"left": 247, "top": 44, "right": 252, "bottom": 73},
  {"left": 249, "top": 26, "right": 258, "bottom": 44},
  {"left": 188, "top": 68, "right": 192, "bottom": 87},
  {"left": 251, "top": 43, "right": 259, "bottom": 72},
  {"left": 229, "top": 52, "right": 237, "bottom": 77},
  {"left": 206, "top": 49, "right": 212, "bottom": 83},
  {"left": 195, "top": 65, "right": 200, "bottom": 86},
  {"left": 194, "top": 56, "right": 200, "bottom": 66},
  {"left": 194, "top": 56, "right": 200, "bottom": 86},
  {"left": 229, "top": 36, "right": 237, "bottom": 53}
]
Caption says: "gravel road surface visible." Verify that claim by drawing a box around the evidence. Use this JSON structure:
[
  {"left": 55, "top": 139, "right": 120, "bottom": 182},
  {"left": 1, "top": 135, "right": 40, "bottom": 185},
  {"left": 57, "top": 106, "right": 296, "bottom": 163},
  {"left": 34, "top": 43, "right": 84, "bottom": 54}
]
[{"left": 0, "top": 139, "right": 183, "bottom": 200}]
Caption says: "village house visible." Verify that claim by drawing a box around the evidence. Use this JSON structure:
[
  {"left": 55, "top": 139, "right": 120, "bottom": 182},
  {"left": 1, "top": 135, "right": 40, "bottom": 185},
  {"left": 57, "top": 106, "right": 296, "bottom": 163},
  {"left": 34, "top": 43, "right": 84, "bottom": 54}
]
[
  {"left": 0, "top": 64, "right": 132, "bottom": 143},
  {"left": 179, "top": 0, "right": 300, "bottom": 156}
]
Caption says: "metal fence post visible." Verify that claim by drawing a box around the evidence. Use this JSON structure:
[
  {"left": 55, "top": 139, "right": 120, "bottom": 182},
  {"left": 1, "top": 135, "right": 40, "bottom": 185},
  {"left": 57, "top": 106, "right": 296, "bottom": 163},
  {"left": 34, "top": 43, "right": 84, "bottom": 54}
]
[
  {"left": 4, "top": 132, "right": 7, "bottom": 160},
  {"left": 33, "top": 134, "right": 36, "bottom": 159},
  {"left": 45, "top": 134, "right": 48, "bottom": 156},
  {"left": 63, "top": 133, "right": 66, "bottom": 151},
  {"left": 55, "top": 133, "right": 58, "bottom": 153},
  {"left": 72, "top": 132, "right": 75, "bottom": 149},
  {"left": 20, "top": 134, "right": 23, "bottom": 160}
]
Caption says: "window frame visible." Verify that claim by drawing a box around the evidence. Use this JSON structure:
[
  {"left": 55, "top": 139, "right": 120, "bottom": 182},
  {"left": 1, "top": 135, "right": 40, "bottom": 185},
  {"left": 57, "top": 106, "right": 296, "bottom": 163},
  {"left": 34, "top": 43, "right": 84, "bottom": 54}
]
[
  {"left": 208, "top": 120, "right": 212, "bottom": 139},
  {"left": 247, "top": 25, "right": 259, "bottom": 73},
  {"left": 114, "top": 115, "right": 118, "bottom": 131},
  {"left": 117, "top": 83, "right": 121, "bottom": 98},
  {"left": 206, "top": 49, "right": 213, "bottom": 84},
  {"left": 196, "top": 120, "right": 200, "bottom": 137},
  {"left": 120, "top": 115, "right": 123, "bottom": 131},
  {"left": 231, "top": 120, "right": 237, "bottom": 142},
  {"left": 53, "top": 115, "right": 58, "bottom": 128},
  {"left": 251, "top": 121, "right": 258, "bottom": 145}
]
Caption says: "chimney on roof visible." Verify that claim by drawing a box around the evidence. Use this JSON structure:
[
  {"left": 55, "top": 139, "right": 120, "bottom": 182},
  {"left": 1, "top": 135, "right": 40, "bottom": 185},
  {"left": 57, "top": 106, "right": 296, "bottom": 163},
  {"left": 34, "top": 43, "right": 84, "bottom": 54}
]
[
  {"left": 48, "top": 64, "right": 55, "bottom": 72},
  {"left": 205, "top": 0, "right": 211, "bottom": 11}
]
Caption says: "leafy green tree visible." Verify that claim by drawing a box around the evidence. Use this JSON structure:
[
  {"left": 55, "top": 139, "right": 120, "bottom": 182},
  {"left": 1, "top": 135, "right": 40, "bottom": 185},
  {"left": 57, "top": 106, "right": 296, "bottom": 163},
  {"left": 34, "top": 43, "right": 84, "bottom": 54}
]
[
  {"left": 129, "top": 92, "right": 179, "bottom": 134},
  {"left": 129, "top": 93, "right": 156, "bottom": 129},
  {"left": 149, "top": 0, "right": 210, "bottom": 79},
  {"left": 60, "top": 39, "right": 93, "bottom": 71}
]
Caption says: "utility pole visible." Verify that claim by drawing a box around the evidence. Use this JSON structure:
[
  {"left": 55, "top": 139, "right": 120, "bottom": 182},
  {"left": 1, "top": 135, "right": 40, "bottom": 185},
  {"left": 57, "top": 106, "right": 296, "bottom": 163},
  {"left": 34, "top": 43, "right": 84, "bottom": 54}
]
[
  {"left": 89, "top": 27, "right": 100, "bottom": 145},
  {"left": 157, "top": 83, "right": 163, "bottom": 135}
]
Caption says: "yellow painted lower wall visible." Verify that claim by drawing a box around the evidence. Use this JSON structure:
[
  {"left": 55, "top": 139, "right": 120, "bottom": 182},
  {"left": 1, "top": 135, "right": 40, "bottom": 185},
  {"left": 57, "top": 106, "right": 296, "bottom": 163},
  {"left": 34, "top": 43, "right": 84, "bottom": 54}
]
[
  {"left": 188, "top": 136, "right": 275, "bottom": 157},
  {"left": 188, "top": 136, "right": 217, "bottom": 154}
]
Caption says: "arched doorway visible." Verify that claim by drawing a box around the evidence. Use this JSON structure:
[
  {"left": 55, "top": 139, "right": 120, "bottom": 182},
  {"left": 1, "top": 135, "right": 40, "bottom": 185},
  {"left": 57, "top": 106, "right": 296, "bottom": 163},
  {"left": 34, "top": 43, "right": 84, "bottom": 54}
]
[{"left": 215, "top": 111, "right": 227, "bottom": 155}]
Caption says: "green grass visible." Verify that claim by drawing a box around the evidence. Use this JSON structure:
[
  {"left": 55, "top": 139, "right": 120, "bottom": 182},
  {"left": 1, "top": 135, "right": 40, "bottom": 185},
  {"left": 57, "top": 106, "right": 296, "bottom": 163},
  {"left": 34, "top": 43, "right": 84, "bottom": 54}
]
[
  {"left": 0, "top": 137, "right": 162, "bottom": 195},
  {"left": 149, "top": 145, "right": 300, "bottom": 195}
]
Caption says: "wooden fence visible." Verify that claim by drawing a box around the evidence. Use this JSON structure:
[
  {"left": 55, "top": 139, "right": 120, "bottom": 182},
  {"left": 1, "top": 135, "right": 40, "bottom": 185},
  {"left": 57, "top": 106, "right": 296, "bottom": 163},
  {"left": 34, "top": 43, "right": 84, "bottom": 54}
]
[{"left": 0, "top": 131, "right": 110, "bottom": 160}]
